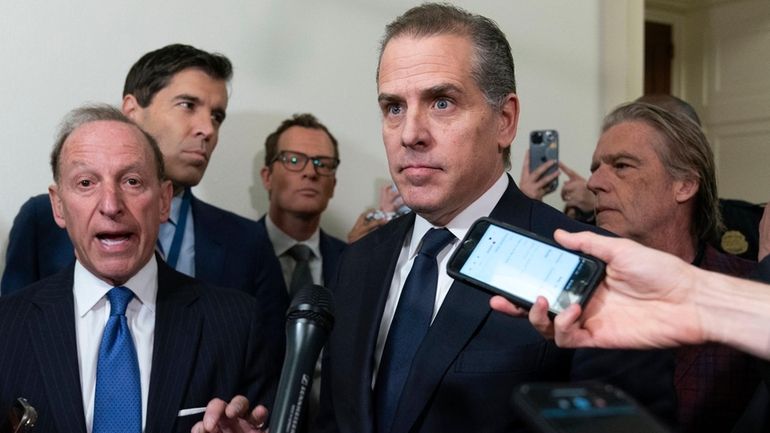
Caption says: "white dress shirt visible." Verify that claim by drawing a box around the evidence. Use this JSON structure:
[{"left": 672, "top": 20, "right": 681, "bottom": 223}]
[
  {"left": 74, "top": 259, "right": 158, "bottom": 433},
  {"left": 265, "top": 215, "right": 323, "bottom": 289},
  {"left": 372, "top": 173, "right": 509, "bottom": 385}
]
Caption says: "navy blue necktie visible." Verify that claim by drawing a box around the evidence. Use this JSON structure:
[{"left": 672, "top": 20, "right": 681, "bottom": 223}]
[
  {"left": 93, "top": 286, "right": 142, "bottom": 433},
  {"left": 375, "top": 228, "right": 455, "bottom": 433}
]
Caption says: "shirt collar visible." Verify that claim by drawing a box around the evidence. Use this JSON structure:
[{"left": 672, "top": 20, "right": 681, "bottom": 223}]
[
  {"left": 74, "top": 257, "right": 159, "bottom": 317},
  {"left": 265, "top": 215, "right": 322, "bottom": 259},
  {"left": 409, "top": 172, "right": 508, "bottom": 258},
  {"left": 167, "top": 190, "right": 186, "bottom": 226}
]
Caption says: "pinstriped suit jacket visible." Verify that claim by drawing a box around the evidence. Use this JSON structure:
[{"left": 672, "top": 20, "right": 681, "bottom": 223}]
[{"left": 0, "top": 258, "right": 282, "bottom": 433}]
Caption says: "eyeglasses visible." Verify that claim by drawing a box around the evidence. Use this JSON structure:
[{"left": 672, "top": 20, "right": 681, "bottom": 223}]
[{"left": 271, "top": 150, "right": 340, "bottom": 176}]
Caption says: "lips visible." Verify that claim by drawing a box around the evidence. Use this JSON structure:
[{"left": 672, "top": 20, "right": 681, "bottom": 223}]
[
  {"left": 182, "top": 149, "right": 209, "bottom": 165},
  {"left": 96, "top": 231, "right": 134, "bottom": 248}
]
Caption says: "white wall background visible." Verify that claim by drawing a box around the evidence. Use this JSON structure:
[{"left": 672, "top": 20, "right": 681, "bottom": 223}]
[{"left": 0, "top": 0, "right": 640, "bottom": 277}]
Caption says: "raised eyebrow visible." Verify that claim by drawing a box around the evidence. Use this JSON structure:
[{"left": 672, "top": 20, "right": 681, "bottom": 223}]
[
  {"left": 423, "top": 83, "right": 462, "bottom": 100},
  {"left": 378, "top": 93, "right": 403, "bottom": 105},
  {"left": 173, "top": 94, "right": 202, "bottom": 104}
]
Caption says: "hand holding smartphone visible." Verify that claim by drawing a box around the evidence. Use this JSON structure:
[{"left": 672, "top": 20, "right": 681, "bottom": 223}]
[
  {"left": 447, "top": 218, "right": 604, "bottom": 316},
  {"left": 529, "top": 130, "right": 559, "bottom": 193}
]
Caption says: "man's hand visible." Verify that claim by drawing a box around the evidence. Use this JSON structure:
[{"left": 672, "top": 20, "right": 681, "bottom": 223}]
[
  {"left": 347, "top": 209, "right": 388, "bottom": 243},
  {"left": 519, "top": 149, "right": 559, "bottom": 201},
  {"left": 559, "top": 163, "right": 594, "bottom": 213},
  {"left": 192, "top": 396, "right": 268, "bottom": 433},
  {"left": 491, "top": 230, "right": 704, "bottom": 350}
]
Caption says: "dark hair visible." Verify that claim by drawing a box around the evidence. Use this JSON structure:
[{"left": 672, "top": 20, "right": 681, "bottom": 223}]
[
  {"left": 602, "top": 102, "right": 722, "bottom": 243},
  {"left": 51, "top": 104, "right": 165, "bottom": 183},
  {"left": 378, "top": 3, "right": 516, "bottom": 168},
  {"left": 263, "top": 113, "right": 339, "bottom": 166},
  {"left": 123, "top": 44, "right": 233, "bottom": 107}
]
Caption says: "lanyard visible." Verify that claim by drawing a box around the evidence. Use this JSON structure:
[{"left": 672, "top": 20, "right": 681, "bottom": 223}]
[{"left": 166, "top": 187, "right": 192, "bottom": 269}]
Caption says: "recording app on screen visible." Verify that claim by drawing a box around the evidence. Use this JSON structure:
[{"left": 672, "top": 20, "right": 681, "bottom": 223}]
[{"left": 459, "top": 224, "right": 582, "bottom": 309}]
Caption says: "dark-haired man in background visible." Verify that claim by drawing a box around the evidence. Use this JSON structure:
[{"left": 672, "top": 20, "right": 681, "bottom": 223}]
[
  {"left": 1, "top": 44, "right": 283, "bottom": 301},
  {"left": 256, "top": 113, "right": 347, "bottom": 427}
]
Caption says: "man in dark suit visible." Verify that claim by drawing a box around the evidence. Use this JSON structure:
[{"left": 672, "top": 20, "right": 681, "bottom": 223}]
[
  {"left": 313, "top": 4, "right": 675, "bottom": 433},
  {"left": 257, "top": 113, "right": 346, "bottom": 295},
  {"left": 1, "top": 44, "right": 283, "bottom": 301},
  {"left": 257, "top": 113, "right": 347, "bottom": 427},
  {"left": 0, "top": 105, "right": 277, "bottom": 433}
]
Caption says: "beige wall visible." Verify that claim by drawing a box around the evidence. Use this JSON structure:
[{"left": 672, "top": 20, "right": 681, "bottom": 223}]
[{"left": 0, "top": 1, "right": 639, "bottom": 277}]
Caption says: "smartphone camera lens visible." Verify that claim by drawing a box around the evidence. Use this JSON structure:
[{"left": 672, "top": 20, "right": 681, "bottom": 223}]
[{"left": 531, "top": 131, "right": 543, "bottom": 144}]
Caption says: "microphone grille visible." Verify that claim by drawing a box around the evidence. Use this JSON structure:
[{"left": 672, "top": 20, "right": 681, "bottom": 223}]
[{"left": 287, "top": 284, "right": 335, "bottom": 332}]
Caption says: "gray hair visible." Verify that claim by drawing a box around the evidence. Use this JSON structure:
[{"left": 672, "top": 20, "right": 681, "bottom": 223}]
[
  {"left": 378, "top": 3, "right": 516, "bottom": 168},
  {"left": 602, "top": 102, "right": 722, "bottom": 243},
  {"left": 50, "top": 104, "right": 165, "bottom": 183}
]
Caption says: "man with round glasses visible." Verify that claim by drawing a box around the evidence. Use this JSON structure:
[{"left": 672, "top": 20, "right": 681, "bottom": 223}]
[{"left": 257, "top": 113, "right": 346, "bottom": 430}]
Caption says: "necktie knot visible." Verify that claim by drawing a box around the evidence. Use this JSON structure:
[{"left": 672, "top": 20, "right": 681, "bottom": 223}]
[
  {"left": 417, "top": 228, "right": 455, "bottom": 259},
  {"left": 288, "top": 244, "right": 313, "bottom": 262},
  {"left": 107, "top": 286, "right": 134, "bottom": 317}
]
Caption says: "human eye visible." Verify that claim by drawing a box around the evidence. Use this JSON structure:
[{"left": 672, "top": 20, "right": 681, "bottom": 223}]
[
  {"left": 212, "top": 111, "right": 226, "bottom": 126},
  {"left": 77, "top": 179, "right": 92, "bottom": 188},
  {"left": 177, "top": 100, "right": 195, "bottom": 110},
  {"left": 434, "top": 97, "right": 452, "bottom": 110},
  {"left": 386, "top": 103, "right": 403, "bottom": 116}
]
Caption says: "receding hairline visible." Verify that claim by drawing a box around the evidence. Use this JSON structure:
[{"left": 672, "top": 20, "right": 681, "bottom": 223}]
[{"left": 58, "top": 120, "right": 160, "bottom": 171}]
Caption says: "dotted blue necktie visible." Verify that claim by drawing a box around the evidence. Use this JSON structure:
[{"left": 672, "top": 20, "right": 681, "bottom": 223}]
[
  {"left": 93, "top": 286, "right": 142, "bottom": 433},
  {"left": 375, "top": 228, "right": 455, "bottom": 433}
]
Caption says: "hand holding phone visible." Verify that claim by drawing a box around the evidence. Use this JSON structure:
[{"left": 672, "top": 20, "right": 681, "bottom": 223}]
[
  {"left": 447, "top": 218, "right": 604, "bottom": 316},
  {"left": 529, "top": 130, "right": 559, "bottom": 193}
]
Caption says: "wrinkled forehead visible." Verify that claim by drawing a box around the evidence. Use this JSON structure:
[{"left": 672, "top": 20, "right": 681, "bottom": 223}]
[{"left": 61, "top": 120, "right": 154, "bottom": 168}]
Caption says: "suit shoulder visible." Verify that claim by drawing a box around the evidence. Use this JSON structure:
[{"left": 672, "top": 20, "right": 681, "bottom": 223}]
[
  {"left": 321, "top": 231, "right": 347, "bottom": 252},
  {"left": 193, "top": 198, "right": 259, "bottom": 228},
  {"left": 529, "top": 200, "right": 607, "bottom": 237}
]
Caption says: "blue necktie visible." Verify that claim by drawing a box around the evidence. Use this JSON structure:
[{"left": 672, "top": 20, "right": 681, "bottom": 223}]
[
  {"left": 93, "top": 286, "right": 142, "bottom": 433},
  {"left": 375, "top": 228, "right": 455, "bottom": 433}
]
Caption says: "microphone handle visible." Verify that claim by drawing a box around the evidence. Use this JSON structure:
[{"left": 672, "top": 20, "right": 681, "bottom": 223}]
[{"left": 269, "top": 319, "right": 329, "bottom": 433}]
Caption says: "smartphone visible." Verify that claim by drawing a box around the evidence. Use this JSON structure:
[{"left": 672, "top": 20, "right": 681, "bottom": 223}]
[
  {"left": 512, "top": 382, "right": 670, "bottom": 433},
  {"left": 529, "top": 130, "right": 559, "bottom": 193},
  {"left": 447, "top": 218, "right": 604, "bottom": 316}
]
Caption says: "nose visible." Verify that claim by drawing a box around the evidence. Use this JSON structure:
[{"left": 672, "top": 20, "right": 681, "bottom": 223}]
[
  {"left": 400, "top": 106, "right": 429, "bottom": 148},
  {"left": 301, "top": 158, "right": 319, "bottom": 179},
  {"left": 98, "top": 183, "right": 124, "bottom": 218},
  {"left": 193, "top": 111, "right": 216, "bottom": 143},
  {"left": 587, "top": 165, "right": 607, "bottom": 194}
]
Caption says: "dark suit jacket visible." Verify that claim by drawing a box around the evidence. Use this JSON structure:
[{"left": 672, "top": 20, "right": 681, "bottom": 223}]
[
  {"left": 0, "top": 258, "right": 282, "bottom": 433},
  {"left": 256, "top": 216, "right": 347, "bottom": 291},
  {"left": 1, "top": 193, "right": 285, "bottom": 300},
  {"left": 314, "top": 177, "right": 675, "bottom": 433}
]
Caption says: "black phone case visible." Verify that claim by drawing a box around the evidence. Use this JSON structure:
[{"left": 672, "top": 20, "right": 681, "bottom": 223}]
[
  {"left": 512, "top": 382, "right": 670, "bottom": 433},
  {"left": 446, "top": 217, "right": 604, "bottom": 317}
]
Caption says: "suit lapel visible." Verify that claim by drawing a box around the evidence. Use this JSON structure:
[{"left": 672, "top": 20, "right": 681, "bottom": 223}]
[
  {"left": 28, "top": 269, "right": 87, "bottom": 433},
  {"left": 343, "top": 214, "right": 415, "bottom": 433},
  {"left": 145, "top": 260, "right": 203, "bottom": 433},
  {"left": 390, "top": 178, "right": 531, "bottom": 433},
  {"left": 191, "top": 196, "right": 226, "bottom": 283}
]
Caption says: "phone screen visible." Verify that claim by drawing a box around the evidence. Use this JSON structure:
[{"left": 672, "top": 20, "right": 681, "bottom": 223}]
[{"left": 451, "top": 219, "right": 602, "bottom": 314}]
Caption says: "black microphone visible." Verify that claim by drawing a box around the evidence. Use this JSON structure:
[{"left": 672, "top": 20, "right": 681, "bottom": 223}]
[{"left": 269, "top": 284, "right": 335, "bottom": 433}]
